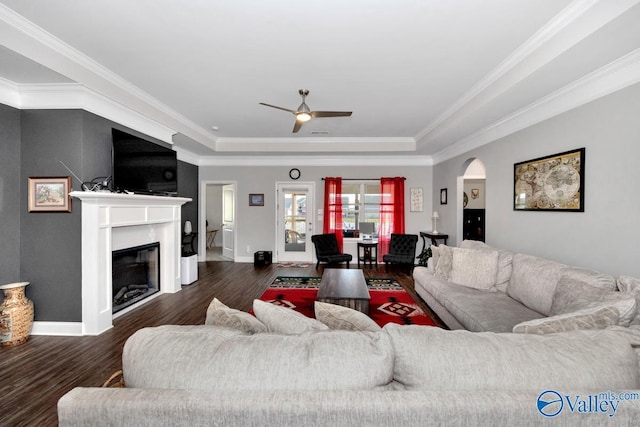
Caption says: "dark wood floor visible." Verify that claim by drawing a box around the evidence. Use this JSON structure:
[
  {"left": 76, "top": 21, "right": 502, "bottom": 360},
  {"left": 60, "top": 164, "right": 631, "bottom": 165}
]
[{"left": 0, "top": 261, "right": 440, "bottom": 426}]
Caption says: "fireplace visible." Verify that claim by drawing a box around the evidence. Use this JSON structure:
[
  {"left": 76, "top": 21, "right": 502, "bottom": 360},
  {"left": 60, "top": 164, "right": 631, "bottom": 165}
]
[{"left": 112, "top": 242, "right": 160, "bottom": 313}]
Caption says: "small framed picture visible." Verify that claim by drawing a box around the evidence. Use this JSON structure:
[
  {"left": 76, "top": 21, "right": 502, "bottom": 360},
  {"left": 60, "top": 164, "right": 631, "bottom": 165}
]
[
  {"left": 28, "top": 177, "right": 72, "bottom": 212},
  {"left": 440, "top": 188, "right": 448, "bottom": 205},
  {"left": 249, "top": 193, "right": 264, "bottom": 206}
]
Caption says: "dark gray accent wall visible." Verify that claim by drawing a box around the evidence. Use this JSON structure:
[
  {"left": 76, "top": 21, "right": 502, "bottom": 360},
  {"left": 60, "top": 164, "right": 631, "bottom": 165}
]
[
  {"left": 20, "top": 110, "right": 84, "bottom": 321},
  {"left": 178, "top": 161, "right": 198, "bottom": 237},
  {"left": 15, "top": 107, "right": 198, "bottom": 322},
  {"left": 0, "top": 104, "right": 21, "bottom": 284}
]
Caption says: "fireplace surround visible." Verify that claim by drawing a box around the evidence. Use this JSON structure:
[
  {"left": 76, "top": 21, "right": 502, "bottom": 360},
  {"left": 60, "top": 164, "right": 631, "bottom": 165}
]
[{"left": 71, "top": 191, "right": 191, "bottom": 335}]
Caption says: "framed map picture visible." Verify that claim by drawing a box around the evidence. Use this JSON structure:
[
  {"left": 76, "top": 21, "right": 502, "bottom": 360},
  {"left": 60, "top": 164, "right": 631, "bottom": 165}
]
[{"left": 514, "top": 148, "right": 585, "bottom": 212}]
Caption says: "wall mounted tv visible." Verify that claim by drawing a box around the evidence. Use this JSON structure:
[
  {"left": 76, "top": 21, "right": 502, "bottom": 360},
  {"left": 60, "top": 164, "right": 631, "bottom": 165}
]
[{"left": 112, "top": 129, "right": 178, "bottom": 196}]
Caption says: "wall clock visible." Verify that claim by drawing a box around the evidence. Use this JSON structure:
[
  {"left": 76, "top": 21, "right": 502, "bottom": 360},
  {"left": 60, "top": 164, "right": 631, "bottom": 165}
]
[{"left": 289, "top": 168, "right": 301, "bottom": 180}]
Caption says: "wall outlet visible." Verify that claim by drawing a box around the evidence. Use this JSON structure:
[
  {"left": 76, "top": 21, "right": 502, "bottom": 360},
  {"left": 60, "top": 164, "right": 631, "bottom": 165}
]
[{"left": 246, "top": 245, "right": 251, "bottom": 254}]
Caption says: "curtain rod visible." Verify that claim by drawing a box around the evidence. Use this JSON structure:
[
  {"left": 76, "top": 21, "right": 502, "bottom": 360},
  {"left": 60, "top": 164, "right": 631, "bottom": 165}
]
[{"left": 321, "top": 177, "right": 406, "bottom": 181}]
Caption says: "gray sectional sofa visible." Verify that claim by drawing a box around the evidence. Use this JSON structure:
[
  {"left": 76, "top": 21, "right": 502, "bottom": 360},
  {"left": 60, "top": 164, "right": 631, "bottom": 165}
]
[
  {"left": 414, "top": 240, "right": 639, "bottom": 333},
  {"left": 59, "top": 322, "right": 640, "bottom": 426}
]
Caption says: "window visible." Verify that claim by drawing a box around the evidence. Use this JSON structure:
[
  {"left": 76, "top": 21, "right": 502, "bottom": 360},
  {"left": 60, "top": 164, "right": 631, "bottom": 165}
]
[{"left": 341, "top": 182, "right": 380, "bottom": 234}]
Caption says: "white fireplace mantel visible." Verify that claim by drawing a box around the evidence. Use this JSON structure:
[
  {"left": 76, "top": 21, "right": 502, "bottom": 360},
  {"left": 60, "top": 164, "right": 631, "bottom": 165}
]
[{"left": 71, "top": 191, "right": 191, "bottom": 335}]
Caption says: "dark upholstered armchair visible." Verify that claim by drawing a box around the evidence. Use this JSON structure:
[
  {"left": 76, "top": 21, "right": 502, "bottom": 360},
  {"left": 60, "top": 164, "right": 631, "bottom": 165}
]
[
  {"left": 382, "top": 234, "right": 419, "bottom": 273},
  {"left": 311, "top": 234, "right": 352, "bottom": 270}
]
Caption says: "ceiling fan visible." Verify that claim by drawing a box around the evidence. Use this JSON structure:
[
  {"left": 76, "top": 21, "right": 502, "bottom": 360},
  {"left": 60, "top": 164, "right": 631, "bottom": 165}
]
[{"left": 259, "top": 89, "right": 352, "bottom": 133}]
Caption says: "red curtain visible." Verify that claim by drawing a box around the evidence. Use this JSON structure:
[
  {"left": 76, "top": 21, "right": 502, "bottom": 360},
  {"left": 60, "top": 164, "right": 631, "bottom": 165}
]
[
  {"left": 379, "top": 177, "right": 405, "bottom": 257},
  {"left": 323, "top": 177, "right": 344, "bottom": 251}
]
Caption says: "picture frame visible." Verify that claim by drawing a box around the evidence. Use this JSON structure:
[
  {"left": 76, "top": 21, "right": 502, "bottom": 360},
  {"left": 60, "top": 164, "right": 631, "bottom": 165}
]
[
  {"left": 28, "top": 176, "right": 72, "bottom": 212},
  {"left": 514, "top": 148, "right": 585, "bottom": 212},
  {"left": 440, "top": 188, "right": 447, "bottom": 205},
  {"left": 249, "top": 193, "right": 264, "bottom": 206},
  {"left": 410, "top": 187, "right": 423, "bottom": 212}
]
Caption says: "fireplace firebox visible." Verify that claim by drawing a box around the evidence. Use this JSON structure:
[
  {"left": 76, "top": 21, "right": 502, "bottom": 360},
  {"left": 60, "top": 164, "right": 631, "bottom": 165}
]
[{"left": 112, "top": 242, "right": 160, "bottom": 314}]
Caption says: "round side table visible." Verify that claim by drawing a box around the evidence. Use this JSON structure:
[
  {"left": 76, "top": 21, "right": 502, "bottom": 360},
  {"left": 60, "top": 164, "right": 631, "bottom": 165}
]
[{"left": 357, "top": 240, "right": 378, "bottom": 268}]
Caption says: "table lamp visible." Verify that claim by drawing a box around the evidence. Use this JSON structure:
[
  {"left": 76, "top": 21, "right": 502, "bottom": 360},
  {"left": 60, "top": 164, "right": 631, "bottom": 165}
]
[{"left": 432, "top": 211, "right": 439, "bottom": 234}]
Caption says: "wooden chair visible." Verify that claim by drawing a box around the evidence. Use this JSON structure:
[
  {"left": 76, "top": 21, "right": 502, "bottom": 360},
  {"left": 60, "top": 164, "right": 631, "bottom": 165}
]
[
  {"left": 311, "top": 234, "right": 352, "bottom": 270},
  {"left": 383, "top": 233, "right": 418, "bottom": 273}
]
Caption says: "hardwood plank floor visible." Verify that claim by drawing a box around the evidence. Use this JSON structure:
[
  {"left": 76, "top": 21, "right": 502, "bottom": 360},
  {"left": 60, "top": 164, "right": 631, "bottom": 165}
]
[{"left": 0, "top": 261, "right": 441, "bottom": 426}]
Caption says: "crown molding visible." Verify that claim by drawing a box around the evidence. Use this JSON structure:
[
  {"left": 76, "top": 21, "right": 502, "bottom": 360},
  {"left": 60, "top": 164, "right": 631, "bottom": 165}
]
[
  {"left": 0, "top": 76, "right": 20, "bottom": 108},
  {"left": 417, "top": 0, "right": 640, "bottom": 146},
  {"left": 431, "top": 48, "right": 640, "bottom": 164},
  {"left": 0, "top": 3, "right": 217, "bottom": 149},
  {"left": 197, "top": 154, "right": 433, "bottom": 167},
  {"left": 213, "top": 137, "right": 416, "bottom": 153}
]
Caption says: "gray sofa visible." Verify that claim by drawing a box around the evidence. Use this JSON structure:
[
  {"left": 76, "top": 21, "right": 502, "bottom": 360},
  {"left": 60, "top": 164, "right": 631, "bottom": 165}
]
[
  {"left": 58, "top": 322, "right": 640, "bottom": 426},
  {"left": 414, "top": 240, "right": 639, "bottom": 333}
]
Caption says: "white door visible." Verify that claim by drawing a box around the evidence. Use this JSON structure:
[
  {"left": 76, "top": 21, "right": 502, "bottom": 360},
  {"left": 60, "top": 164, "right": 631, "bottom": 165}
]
[
  {"left": 221, "top": 184, "right": 235, "bottom": 259},
  {"left": 276, "top": 182, "right": 314, "bottom": 262}
]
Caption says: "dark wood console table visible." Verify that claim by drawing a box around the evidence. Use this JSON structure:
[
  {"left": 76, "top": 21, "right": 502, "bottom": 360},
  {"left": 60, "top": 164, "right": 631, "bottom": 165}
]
[{"left": 419, "top": 231, "right": 448, "bottom": 254}]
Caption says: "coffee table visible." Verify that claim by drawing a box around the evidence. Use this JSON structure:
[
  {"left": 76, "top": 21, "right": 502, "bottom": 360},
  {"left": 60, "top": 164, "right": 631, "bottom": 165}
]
[{"left": 317, "top": 269, "right": 371, "bottom": 314}]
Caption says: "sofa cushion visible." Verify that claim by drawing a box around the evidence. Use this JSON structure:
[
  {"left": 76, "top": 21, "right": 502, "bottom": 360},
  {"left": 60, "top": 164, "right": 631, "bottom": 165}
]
[
  {"left": 314, "top": 301, "right": 381, "bottom": 332},
  {"left": 123, "top": 325, "right": 394, "bottom": 391},
  {"left": 253, "top": 299, "right": 329, "bottom": 334},
  {"left": 384, "top": 324, "right": 639, "bottom": 391},
  {"left": 205, "top": 298, "right": 268, "bottom": 333},
  {"left": 507, "top": 253, "right": 567, "bottom": 316},
  {"left": 416, "top": 269, "right": 543, "bottom": 332},
  {"left": 512, "top": 305, "right": 619, "bottom": 334},
  {"left": 562, "top": 267, "right": 617, "bottom": 291},
  {"left": 549, "top": 276, "right": 637, "bottom": 326},
  {"left": 450, "top": 247, "right": 499, "bottom": 291}
]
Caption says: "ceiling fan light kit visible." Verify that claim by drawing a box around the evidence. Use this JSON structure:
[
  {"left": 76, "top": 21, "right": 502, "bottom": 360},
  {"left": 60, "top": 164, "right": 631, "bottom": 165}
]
[{"left": 260, "top": 89, "right": 352, "bottom": 133}]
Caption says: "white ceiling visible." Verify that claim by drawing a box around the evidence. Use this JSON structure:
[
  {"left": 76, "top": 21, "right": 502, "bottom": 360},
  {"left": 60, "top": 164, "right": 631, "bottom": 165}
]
[{"left": 1, "top": 0, "right": 639, "bottom": 163}]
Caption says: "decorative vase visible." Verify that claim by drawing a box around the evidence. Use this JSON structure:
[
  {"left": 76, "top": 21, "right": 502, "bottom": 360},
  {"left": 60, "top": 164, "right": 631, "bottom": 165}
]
[{"left": 0, "top": 282, "right": 34, "bottom": 346}]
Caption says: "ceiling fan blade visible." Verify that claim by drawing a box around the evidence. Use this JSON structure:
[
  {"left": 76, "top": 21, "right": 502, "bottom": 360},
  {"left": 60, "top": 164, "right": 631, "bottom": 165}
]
[
  {"left": 259, "top": 102, "right": 296, "bottom": 114},
  {"left": 311, "top": 111, "right": 353, "bottom": 118},
  {"left": 292, "top": 120, "right": 304, "bottom": 133}
]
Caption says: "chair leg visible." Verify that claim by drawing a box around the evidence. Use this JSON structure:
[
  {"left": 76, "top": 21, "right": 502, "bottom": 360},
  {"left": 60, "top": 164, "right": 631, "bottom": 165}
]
[
  {"left": 346, "top": 261, "right": 350, "bottom": 269},
  {"left": 385, "top": 262, "right": 389, "bottom": 272},
  {"left": 316, "top": 260, "right": 320, "bottom": 270}
]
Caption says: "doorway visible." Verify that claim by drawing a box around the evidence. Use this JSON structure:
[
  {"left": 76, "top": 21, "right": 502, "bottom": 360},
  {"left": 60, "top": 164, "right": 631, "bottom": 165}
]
[
  {"left": 200, "top": 181, "right": 236, "bottom": 261},
  {"left": 456, "top": 159, "right": 486, "bottom": 246},
  {"left": 276, "top": 182, "right": 315, "bottom": 263}
]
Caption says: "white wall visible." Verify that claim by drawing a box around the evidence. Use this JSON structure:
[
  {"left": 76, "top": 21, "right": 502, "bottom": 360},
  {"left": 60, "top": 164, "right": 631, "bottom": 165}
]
[
  {"left": 464, "top": 179, "right": 485, "bottom": 209},
  {"left": 433, "top": 82, "right": 640, "bottom": 277},
  {"left": 205, "top": 185, "right": 223, "bottom": 246},
  {"left": 199, "top": 164, "right": 433, "bottom": 262}
]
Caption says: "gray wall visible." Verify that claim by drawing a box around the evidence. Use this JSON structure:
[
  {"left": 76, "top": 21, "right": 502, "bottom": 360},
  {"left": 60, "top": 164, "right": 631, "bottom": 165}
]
[
  {"left": 178, "top": 161, "right": 199, "bottom": 237},
  {"left": 432, "top": 81, "right": 640, "bottom": 277},
  {"left": 200, "top": 164, "right": 434, "bottom": 260},
  {"left": 3, "top": 107, "right": 198, "bottom": 322},
  {"left": 0, "top": 103, "right": 21, "bottom": 283}
]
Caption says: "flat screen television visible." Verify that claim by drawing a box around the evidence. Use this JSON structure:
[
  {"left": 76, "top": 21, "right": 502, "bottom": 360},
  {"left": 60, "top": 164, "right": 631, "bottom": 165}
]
[{"left": 112, "top": 129, "right": 178, "bottom": 196}]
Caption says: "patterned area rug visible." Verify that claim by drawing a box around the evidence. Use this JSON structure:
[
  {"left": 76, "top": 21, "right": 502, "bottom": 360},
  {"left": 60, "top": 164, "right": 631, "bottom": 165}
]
[
  {"left": 271, "top": 276, "right": 403, "bottom": 290},
  {"left": 260, "top": 287, "right": 437, "bottom": 327}
]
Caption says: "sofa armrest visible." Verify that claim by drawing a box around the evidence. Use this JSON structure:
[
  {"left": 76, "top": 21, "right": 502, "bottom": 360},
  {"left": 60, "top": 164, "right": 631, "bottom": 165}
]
[{"left": 58, "top": 387, "right": 640, "bottom": 426}]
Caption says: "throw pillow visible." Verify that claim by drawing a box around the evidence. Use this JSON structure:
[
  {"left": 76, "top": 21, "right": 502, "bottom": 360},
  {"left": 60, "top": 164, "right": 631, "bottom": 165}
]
[
  {"left": 428, "top": 244, "right": 440, "bottom": 273},
  {"left": 459, "top": 241, "right": 513, "bottom": 291},
  {"left": 314, "top": 301, "right": 381, "bottom": 332},
  {"left": 550, "top": 276, "right": 637, "bottom": 327},
  {"left": 562, "top": 267, "right": 617, "bottom": 291},
  {"left": 617, "top": 276, "right": 640, "bottom": 325},
  {"left": 449, "top": 247, "right": 499, "bottom": 291},
  {"left": 618, "top": 275, "right": 640, "bottom": 292},
  {"left": 434, "top": 245, "right": 453, "bottom": 280},
  {"left": 252, "top": 299, "right": 329, "bottom": 335},
  {"left": 205, "top": 298, "right": 268, "bottom": 333},
  {"left": 513, "top": 305, "right": 619, "bottom": 334}
]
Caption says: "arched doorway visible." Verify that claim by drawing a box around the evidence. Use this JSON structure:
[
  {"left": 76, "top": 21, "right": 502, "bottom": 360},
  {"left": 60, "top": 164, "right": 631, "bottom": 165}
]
[{"left": 456, "top": 158, "right": 486, "bottom": 245}]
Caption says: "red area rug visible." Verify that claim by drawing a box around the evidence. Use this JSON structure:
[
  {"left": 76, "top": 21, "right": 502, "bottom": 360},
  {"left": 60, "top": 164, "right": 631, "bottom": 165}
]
[{"left": 259, "top": 287, "right": 437, "bottom": 327}]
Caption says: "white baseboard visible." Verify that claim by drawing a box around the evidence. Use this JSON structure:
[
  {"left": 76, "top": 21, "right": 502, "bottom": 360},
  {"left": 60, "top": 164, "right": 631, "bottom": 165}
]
[
  {"left": 31, "top": 321, "right": 83, "bottom": 336},
  {"left": 235, "top": 256, "right": 253, "bottom": 263}
]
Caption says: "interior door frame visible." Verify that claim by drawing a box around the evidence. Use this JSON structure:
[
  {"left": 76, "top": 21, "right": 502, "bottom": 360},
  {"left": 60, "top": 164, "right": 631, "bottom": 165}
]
[
  {"left": 199, "top": 180, "right": 237, "bottom": 262},
  {"left": 275, "top": 181, "right": 315, "bottom": 263}
]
